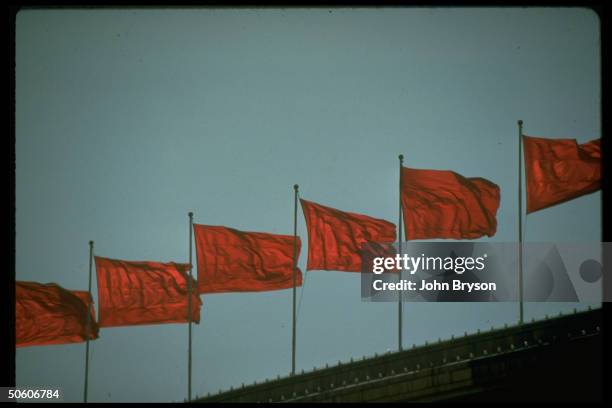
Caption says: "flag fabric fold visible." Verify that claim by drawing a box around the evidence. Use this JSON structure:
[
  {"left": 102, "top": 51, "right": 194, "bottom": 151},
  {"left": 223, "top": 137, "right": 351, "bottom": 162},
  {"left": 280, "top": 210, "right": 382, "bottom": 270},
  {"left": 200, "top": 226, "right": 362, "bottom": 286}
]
[
  {"left": 523, "top": 135, "right": 601, "bottom": 213},
  {"left": 16, "top": 281, "right": 99, "bottom": 348},
  {"left": 401, "top": 167, "right": 500, "bottom": 240},
  {"left": 193, "top": 224, "right": 302, "bottom": 293},
  {"left": 300, "top": 199, "right": 396, "bottom": 271},
  {"left": 95, "top": 256, "right": 202, "bottom": 327}
]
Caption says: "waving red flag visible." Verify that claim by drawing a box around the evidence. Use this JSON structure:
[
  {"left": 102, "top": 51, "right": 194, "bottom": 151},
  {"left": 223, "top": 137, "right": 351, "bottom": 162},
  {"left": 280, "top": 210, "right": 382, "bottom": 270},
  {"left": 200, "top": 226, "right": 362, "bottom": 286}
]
[
  {"left": 16, "top": 281, "right": 99, "bottom": 348},
  {"left": 194, "top": 224, "right": 302, "bottom": 293},
  {"left": 300, "top": 199, "right": 396, "bottom": 271},
  {"left": 401, "top": 167, "right": 500, "bottom": 240},
  {"left": 95, "top": 257, "right": 201, "bottom": 327},
  {"left": 523, "top": 135, "right": 601, "bottom": 213}
]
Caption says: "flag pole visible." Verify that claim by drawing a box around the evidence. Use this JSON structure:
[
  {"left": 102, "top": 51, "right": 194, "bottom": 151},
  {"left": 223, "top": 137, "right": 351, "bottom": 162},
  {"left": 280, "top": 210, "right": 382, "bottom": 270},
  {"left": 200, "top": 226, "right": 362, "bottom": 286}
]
[
  {"left": 84, "top": 240, "right": 94, "bottom": 403},
  {"left": 518, "top": 120, "right": 524, "bottom": 325},
  {"left": 398, "top": 154, "right": 403, "bottom": 351},
  {"left": 292, "top": 184, "right": 298, "bottom": 376},
  {"left": 188, "top": 212, "right": 194, "bottom": 401}
]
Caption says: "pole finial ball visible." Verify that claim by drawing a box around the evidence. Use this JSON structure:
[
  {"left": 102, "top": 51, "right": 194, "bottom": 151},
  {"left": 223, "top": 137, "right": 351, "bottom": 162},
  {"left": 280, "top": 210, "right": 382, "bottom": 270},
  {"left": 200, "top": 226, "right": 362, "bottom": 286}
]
[
  {"left": 294, "top": 184, "right": 299, "bottom": 191},
  {"left": 518, "top": 120, "right": 523, "bottom": 126},
  {"left": 399, "top": 154, "right": 404, "bottom": 161},
  {"left": 89, "top": 240, "right": 94, "bottom": 246},
  {"left": 188, "top": 211, "right": 193, "bottom": 217}
]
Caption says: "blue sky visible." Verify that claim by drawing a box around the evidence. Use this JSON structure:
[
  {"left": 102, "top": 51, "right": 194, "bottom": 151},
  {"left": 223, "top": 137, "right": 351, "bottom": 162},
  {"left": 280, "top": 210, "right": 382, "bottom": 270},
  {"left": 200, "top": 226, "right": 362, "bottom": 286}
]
[{"left": 15, "top": 8, "right": 600, "bottom": 402}]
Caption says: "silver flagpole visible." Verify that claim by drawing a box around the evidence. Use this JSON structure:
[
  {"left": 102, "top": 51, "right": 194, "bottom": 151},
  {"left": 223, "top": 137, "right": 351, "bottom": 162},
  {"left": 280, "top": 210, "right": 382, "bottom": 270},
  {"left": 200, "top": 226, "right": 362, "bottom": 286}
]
[
  {"left": 188, "top": 212, "right": 194, "bottom": 401},
  {"left": 292, "top": 184, "right": 298, "bottom": 375},
  {"left": 84, "top": 240, "right": 94, "bottom": 403},
  {"left": 398, "top": 154, "right": 404, "bottom": 351},
  {"left": 518, "top": 120, "right": 524, "bottom": 324}
]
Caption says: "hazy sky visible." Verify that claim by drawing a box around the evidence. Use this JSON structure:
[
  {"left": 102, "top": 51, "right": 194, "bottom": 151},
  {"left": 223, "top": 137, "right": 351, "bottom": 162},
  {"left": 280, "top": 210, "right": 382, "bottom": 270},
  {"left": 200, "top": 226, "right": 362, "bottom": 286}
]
[{"left": 15, "top": 7, "right": 601, "bottom": 402}]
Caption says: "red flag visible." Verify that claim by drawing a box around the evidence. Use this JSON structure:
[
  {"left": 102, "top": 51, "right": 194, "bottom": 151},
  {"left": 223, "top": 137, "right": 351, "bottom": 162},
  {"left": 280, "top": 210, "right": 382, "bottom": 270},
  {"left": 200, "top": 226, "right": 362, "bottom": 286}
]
[
  {"left": 300, "top": 199, "right": 396, "bottom": 271},
  {"left": 193, "top": 224, "right": 302, "bottom": 293},
  {"left": 16, "top": 281, "right": 99, "bottom": 348},
  {"left": 72, "top": 290, "right": 98, "bottom": 326},
  {"left": 95, "top": 257, "right": 202, "bottom": 327},
  {"left": 523, "top": 135, "right": 601, "bottom": 213},
  {"left": 401, "top": 167, "right": 500, "bottom": 240}
]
